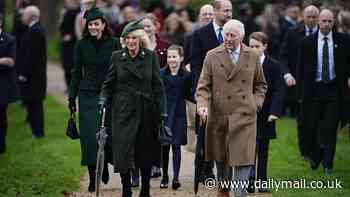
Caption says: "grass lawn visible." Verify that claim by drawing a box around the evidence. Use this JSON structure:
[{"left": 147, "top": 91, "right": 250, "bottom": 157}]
[
  {"left": 269, "top": 119, "right": 350, "bottom": 196},
  {"left": 0, "top": 96, "right": 85, "bottom": 197}
]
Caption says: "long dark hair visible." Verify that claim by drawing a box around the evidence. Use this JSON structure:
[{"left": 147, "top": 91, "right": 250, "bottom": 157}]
[{"left": 82, "top": 17, "right": 113, "bottom": 39}]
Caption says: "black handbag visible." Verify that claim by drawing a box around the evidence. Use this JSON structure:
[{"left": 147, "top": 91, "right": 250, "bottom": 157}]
[
  {"left": 158, "top": 120, "right": 172, "bottom": 145},
  {"left": 66, "top": 112, "right": 80, "bottom": 140}
]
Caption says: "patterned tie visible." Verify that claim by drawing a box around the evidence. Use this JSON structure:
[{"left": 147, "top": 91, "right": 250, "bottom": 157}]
[
  {"left": 322, "top": 37, "right": 330, "bottom": 83},
  {"left": 218, "top": 27, "right": 224, "bottom": 44},
  {"left": 307, "top": 28, "right": 313, "bottom": 36}
]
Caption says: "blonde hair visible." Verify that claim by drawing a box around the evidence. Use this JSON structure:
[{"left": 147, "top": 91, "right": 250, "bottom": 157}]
[{"left": 120, "top": 29, "right": 152, "bottom": 50}]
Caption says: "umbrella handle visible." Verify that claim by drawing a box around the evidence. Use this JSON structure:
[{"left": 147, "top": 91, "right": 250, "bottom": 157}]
[{"left": 100, "top": 107, "right": 106, "bottom": 128}]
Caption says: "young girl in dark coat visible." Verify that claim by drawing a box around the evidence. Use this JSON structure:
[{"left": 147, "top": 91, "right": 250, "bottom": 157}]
[{"left": 160, "top": 45, "right": 194, "bottom": 190}]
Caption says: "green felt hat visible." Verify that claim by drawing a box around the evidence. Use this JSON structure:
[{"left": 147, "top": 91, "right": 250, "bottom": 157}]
[
  {"left": 84, "top": 7, "right": 104, "bottom": 22},
  {"left": 121, "top": 19, "right": 144, "bottom": 38}
]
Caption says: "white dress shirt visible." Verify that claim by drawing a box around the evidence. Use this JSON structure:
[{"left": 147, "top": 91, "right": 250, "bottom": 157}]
[
  {"left": 305, "top": 26, "right": 317, "bottom": 36},
  {"left": 213, "top": 21, "right": 223, "bottom": 41},
  {"left": 260, "top": 54, "right": 266, "bottom": 66},
  {"left": 228, "top": 45, "right": 241, "bottom": 64},
  {"left": 317, "top": 30, "right": 336, "bottom": 82}
]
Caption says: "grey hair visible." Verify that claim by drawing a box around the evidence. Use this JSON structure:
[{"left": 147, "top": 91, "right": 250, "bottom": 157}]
[
  {"left": 223, "top": 19, "right": 245, "bottom": 37},
  {"left": 24, "top": 5, "right": 40, "bottom": 20}
]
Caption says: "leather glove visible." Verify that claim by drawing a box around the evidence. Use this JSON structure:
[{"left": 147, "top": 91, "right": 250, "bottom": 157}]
[{"left": 68, "top": 98, "right": 76, "bottom": 113}]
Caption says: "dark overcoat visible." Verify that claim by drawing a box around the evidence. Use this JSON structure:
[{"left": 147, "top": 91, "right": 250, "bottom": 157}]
[
  {"left": 298, "top": 31, "right": 350, "bottom": 128},
  {"left": 99, "top": 48, "right": 166, "bottom": 172},
  {"left": 257, "top": 56, "right": 286, "bottom": 140},
  {"left": 69, "top": 36, "right": 120, "bottom": 166},
  {"left": 0, "top": 32, "right": 19, "bottom": 104},
  {"left": 161, "top": 67, "right": 193, "bottom": 145},
  {"left": 17, "top": 22, "right": 47, "bottom": 102}
]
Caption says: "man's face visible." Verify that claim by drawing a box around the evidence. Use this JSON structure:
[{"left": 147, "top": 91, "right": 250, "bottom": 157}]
[
  {"left": 224, "top": 27, "right": 242, "bottom": 50},
  {"left": 319, "top": 12, "right": 334, "bottom": 34},
  {"left": 199, "top": 6, "right": 214, "bottom": 24},
  {"left": 123, "top": 6, "right": 136, "bottom": 22},
  {"left": 303, "top": 10, "right": 319, "bottom": 28},
  {"left": 215, "top": 1, "right": 233, "bottom": 24},
  {"left": 287, "top": 6, "right": 300, "bottom": 21},
  {"left": 21, "top": 10, "right": 32, "bottom": 25}
]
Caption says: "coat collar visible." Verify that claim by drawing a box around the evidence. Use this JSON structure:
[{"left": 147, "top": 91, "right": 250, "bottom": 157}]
[
  {"left": 120, "top": 48, "right": 147, "bottom": 79},
  {"left": 214, "top": 44, "right": 250, "bottom": 81}
]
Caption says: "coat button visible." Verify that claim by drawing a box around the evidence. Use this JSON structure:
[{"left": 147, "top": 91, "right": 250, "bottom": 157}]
[
  {"left": 228, "top": 96, "right": 231, "bottom": 99},
  {"left": 243, "top": 112, "right": 248, "bottom": 116},
  {"left": 242, "top": 80, "right": 245, "bottom": 83},
  {"left": 221, "top": 64, "right": 224, "bottom": 67},
  {"left": 242, "top": 95, "right": 245, "bottom": 99}
]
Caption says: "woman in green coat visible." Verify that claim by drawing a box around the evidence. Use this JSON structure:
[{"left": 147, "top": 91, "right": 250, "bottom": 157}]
[
  {"left": 68, "top": 7, "right": 121, "bottom": 192},
  {"left": 99, "top": 20, "right": 166, "bottom": 197}
]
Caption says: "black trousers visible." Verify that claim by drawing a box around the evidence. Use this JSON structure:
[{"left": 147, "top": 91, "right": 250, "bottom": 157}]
[
  {"left": 297, "top": 101, "right": 308, "bottom": 157},
  {"left": 257, "top": 139, "right": 270, "bottom": 181},
  {"left": 304, "top": 82, "right": 339, "bottom": 169},
  {"left": 24, "top": 100, "right": 44, "bottom": 137},
  {"left": 0, "top": 104, "right": 8, "bottom": 152}
]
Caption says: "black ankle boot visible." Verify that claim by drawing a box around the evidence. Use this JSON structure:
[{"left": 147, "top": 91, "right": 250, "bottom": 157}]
[
  {"left": 102, "top": 163, "right": 109, "bottom": 184},
  {"left": 121, "top": 171, "right": 132, "bottom": 197},
  {"left": 88, "top": 166, "right": 96, "bottom": 192}
]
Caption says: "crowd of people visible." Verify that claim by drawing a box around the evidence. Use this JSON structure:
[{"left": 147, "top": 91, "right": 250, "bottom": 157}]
[{"left": 1, "top": 0, "right": 350, "bottom": 197}]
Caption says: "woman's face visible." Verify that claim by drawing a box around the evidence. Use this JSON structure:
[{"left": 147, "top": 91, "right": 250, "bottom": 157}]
[
  {"left": 167, "top": 50, "right": 182, "bottom": 69},
  {"left": 143, "top": 18, "right": 156, "bottom": 37},
  {"left": 125, "top": 33, "right": 141, "bottom": 52},
  {"left": 249, "top": 38, "right": 266, "bottom": 56},
  {"left": 88, "top": 18, "right": 106, "bottom": 38}
]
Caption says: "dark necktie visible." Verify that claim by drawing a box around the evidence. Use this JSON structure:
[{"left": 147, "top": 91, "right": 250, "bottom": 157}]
[
  {"left": 322, "top": 37, "right": 330, "bottom": 83},
  {"left": 307, "top": 28, "right": 312, "bottom": 36},
  {"left": 218, "top": 27, "right": 223, "bottom": 44}
]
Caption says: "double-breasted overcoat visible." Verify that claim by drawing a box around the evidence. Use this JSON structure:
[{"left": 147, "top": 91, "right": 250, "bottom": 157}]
[{"left": 196, "top": 45, "right": 267, "bottom": 166}]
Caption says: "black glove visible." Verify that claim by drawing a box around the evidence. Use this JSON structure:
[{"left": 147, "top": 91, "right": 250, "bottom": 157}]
[{"left": 68, "top": 98, "right": 76, "bottom": 113}]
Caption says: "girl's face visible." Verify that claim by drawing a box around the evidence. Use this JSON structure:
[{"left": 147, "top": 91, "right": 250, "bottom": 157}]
[
  {"left": 143, "top": 18, "right": 156, "bottom": 37},
  {"left": 125, "top": 33, "right": 141, "bottom": 52},
  {"left": 88, "top": 18, "right": 105, "bottom": 38},
  {"left": 167, "top": 49, "right": 182, "bottom": 69},
  {"left": 249, "top": 38, "right": 266, "bottom": 56}
]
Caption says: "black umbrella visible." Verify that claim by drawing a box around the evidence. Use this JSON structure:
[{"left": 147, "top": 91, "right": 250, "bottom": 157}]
[
  {"left": 194, "top": 115, "right": 206, "bottom": 196},
  {"left": 96, "top": 108, "right": 108, "bottom": 197}
]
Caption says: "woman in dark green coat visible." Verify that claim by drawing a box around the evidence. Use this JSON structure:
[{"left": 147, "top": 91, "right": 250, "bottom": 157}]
[
  {"left": 99, "top": 20, "right": 166, "bottom": 197},
  {"left": 68, "top": 7, "right": 121, "bottom": 192}
]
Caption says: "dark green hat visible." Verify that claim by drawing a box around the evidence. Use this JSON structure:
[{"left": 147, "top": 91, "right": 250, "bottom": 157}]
[
  {"left": 84, "top": 7, "right": 104, "bottom": 22},
  {"left": 121, "top": 19, "right": 144, "bottom": 38}
]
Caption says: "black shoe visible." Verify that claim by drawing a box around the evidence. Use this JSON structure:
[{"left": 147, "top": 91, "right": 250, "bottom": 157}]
[
  {"left": 131, "top": 177, "right": 139, "bottom": 188},
  {"left": 247, "top": 177, "right": 255, "bottom": 193},
  {"left": 258, "top": 188, "right": 269, "bottom": 193},
  {"left": 324, "top": 168, "right": 332, "bottom": 176},
  {"left": 160, "top": 176, "right": 168, "bottom": 189},
  {"left": 102, "top": 165, "right": 109, "bottom": 184},
  {"left": 310, "top": 159, "right": 321, "bottom": 170},
  {"left": 172, "top": 179, "right": 181, "bottom": 190},
  {"left": 88, "top": 180, "right": 95, "bottom": 192},
  {"left": 122, "top": 190, "right": 132, "bottom": 197},
  {"left": 151, "top": 167, "right": 161, "bottom": 178}
]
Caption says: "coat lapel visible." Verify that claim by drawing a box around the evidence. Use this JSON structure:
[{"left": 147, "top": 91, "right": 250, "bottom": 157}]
[
  {"left": 120, "top": 49, "right": 143, "bottom": 79},
  {"left": 228, "top": 45, "right": 249, "bottom": 80},
  {"left": 332, "top": 32, "right": 339, "bottom": 68},
  {"left": 215, "top": 45, "right": 235, "bottom": 80}
]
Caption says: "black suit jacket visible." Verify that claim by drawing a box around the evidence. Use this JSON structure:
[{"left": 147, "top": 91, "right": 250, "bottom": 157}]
[
  {"left": 280, "top": 22, "right": 309, "bottom": 76},
  {"left": 190, "top": 22, "right": 220, "bottom": 96},
  {"left": 17, "top": 22, "right": 47, "bottom": 101},
  {"left": 298, "top": 31, "right": 350, "bottom": 126},
  {"left": 257, "top": 56, "right": 286, "bottom": 140}
]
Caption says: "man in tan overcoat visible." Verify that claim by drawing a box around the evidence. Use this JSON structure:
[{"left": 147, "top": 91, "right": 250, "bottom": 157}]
[{"left": 196, "top": 19, "right": 267, "bottom": 197}]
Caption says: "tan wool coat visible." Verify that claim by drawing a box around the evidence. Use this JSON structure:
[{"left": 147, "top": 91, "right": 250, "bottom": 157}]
[{"left": 196, "top": 44, "right": 267, "bottom": 166}]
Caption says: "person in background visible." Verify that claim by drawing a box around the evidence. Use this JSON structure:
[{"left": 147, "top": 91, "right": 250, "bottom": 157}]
[
  {"left": 17, "top": 5, "right": 47, "bottom": 139},
  {"left": 159, "top": 45, "right": 193, "bottom": 190},
  {"left": 68, "top": 7, "right": 121, "bottom": 192},
  {"left": 99, "top": 20, "right": 166, "bottom": 197},
  {"left": 113, "top": 3, "right": 138, "bottom": 37},
  {"left": 75, "top": 0, "right": 95, "bottom": 40},
  {"left": 143, "top": 13, "right": 169, "bottom": 69},
  {"left": 279, "top": 5, "right": 319, "bottom": 160},
  {"left": 160, "top": 12, "right": 186, "bottom": 46},
  {"left": 247, "top": 32, "right": 286, "bottom": 193},
  {"left": 59, "top": 0, "right": 81, "bottom": 89},
  {"left": 279, "top": 2, "right": 300, "bottom": 45},
  {"left": 298, "top": 9, "right": 350, "bottom": 176},
  {"left": 0, "top": 13, "right": 19, "bottom": 154}
]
